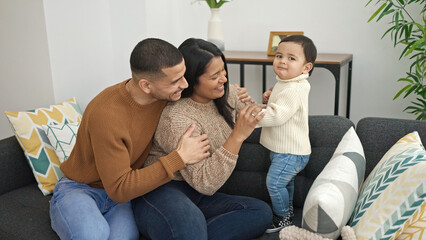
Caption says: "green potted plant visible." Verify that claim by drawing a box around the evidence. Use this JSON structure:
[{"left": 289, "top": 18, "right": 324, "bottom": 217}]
[
  {"left": 366, "top": 0, "right": 425, "bottom": 119},
  {"left": 204, "top": 0, "right": 231, "bottom": 8}
]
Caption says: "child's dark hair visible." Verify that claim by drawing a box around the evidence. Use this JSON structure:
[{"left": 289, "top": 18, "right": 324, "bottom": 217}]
[{"left": 280, "top": 35, "right": 317, "bottom": 75}]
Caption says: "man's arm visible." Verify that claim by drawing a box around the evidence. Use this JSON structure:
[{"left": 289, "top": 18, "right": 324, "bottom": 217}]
[{"left": 90, "top": 117, "right": 209, "bottom": 203}]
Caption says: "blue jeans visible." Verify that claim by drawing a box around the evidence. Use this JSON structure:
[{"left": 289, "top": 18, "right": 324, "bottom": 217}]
[
  {"left": 49, "top": 177, "right": 139, "bottom": 240},
  {"left": 266, "top": 152, "right": 309, "bottom": 217},
  {"left": 132, "top": 180, "right": 272, "bottom": 240}
]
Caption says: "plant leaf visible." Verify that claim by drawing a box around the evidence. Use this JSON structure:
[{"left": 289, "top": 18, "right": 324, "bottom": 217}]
[
  {"left": 377, "top": 3, "right": 395, "bottom": 22},
  {"left": 404, "top": 85, "right": 418, "bottom": 98},
  {"left": 405, "top": 38, "right": 425, "bottom": 56},
  {"left": 382, "top": 27, "right": 395, "bottom": 39},
  {"left": 394, "top": 84, "right": 412, "bottom": 99},
  {"left": 397, "top": 77, "right": 414, "bottom": 83},
  {"left": 365, "top": 0, "right": 374, "bottom": 7},
  {"left": 368, "top": 3, "right": 387, "bottom": 22}
]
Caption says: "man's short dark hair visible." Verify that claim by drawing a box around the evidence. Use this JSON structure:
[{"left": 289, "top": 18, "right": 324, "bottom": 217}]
[
  {"left": 280, "top": 35, "right": 317, "bottom": 75},
  {"left": 130, "top": 38, "right": 183, "bottom": 80}
]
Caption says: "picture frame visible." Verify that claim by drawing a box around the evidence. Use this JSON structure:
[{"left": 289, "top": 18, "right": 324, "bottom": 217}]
[{"left": 267, "top": 31, "right": 304, "bottom": 56}]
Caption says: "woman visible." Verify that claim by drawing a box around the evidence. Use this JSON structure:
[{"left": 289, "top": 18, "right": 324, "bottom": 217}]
[{"left": 132, "top": 38, "right": 272, "bottom": 240}]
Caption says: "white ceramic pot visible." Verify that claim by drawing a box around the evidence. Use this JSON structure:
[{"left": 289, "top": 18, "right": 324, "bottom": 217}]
[{"left": 207, "top": 8, "right": 225, "bottom": 50}]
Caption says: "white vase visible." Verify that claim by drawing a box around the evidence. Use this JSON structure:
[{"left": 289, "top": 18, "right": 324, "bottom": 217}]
[{"left": 207, "top": 8, "right": 225, "bottom": 51}]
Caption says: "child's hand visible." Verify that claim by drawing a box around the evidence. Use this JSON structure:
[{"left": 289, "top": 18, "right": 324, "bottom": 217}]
[
  {"left": 262, "top": 87, "right": 273, "bottom": 104},
  {"left": 232, "top": 105, "right": 265, "bottom": 142},
  {"left": 235, "top": 84, "right": 255, "bottom": 104},
  {"left": 223, "top": 105, "right": 265, "bottom": 154}
]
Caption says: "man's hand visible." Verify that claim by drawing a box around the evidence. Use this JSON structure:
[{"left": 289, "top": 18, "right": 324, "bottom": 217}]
[
  {"left": 262, "top": 87, "right": 273, "bottom": 104},
  {"left": 176, "top": 124, "right": 210, "bottom": 165},
  {"left": 235, "top": 84, "right": 255, "bottom": 104}
]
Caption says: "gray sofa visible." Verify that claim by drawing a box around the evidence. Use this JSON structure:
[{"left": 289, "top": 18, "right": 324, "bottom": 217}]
[{"left": 1, "top": 115, "right": 425, "bottom": 240}]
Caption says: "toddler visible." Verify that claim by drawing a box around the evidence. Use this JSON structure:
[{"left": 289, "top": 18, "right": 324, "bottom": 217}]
[{"left": 257, "top": 35, "right": 317, "bottom": 233}]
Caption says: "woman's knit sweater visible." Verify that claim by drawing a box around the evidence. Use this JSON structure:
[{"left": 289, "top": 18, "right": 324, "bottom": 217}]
[{"left": 145, "top": 85, "right": 245, "bottom": 195}]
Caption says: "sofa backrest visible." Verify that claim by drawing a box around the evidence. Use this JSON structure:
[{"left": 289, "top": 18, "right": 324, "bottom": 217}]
[
  {"left": 220, "top": 115, "right": 426, "bottom": 208},
  {"left": 220, "top": 115, "right": 354, "bottom": 208},
  {"left": 3, "top": 115, "right": 424, "bottom": 207},
  {"left": 0, "top": 136, "right": 35, "bottom": 195},
  {"left": 356, "top": 117, "right": 426, "bottom": 178}
]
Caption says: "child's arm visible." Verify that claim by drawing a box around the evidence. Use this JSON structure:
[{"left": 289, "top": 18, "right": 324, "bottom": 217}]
[{"left": 257, "top": 88, "right": 300, "bottom": 127}]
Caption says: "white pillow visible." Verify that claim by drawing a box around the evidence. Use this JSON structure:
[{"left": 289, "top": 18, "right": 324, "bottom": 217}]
[
  {"left": 302, "top": 127, "right": 365, "bottom": 239},
  {"left": 42, "top": 122, "right": 80, "bottom": 164}
]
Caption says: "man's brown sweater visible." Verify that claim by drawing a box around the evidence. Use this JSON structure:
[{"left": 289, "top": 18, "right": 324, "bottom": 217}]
[{"left": 61, "top": 79, "right": 185, "bottom": 203}]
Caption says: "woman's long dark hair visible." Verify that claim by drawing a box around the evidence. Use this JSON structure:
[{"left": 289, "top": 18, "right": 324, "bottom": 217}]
[{"left": 178, "top": 38, "right": 234, "bottom": 128}]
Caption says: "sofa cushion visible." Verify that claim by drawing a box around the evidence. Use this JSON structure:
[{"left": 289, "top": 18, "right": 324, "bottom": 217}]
[
  {"left": 0, "top": 136, "right": 34, "bottom": 195},
  {"left": 219, "top": 134, "right": 271, "bottom": 203},
  {"left": 302, "top": 127, "right": 365, "bottom": 239},
  {"left": 4, "top": 98, "right": 82, "bottom": 195},
  {"left": 42, "top": 122, "right": 80, "bottom": 164},
  {"left": 350, "top": 131, "right": 426, "bottom": 240},
  {"left": 0, "top": 183, "right": 58, "bottom": 240}
]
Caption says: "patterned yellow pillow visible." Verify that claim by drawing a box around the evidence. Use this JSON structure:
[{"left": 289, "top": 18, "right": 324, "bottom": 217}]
[
  {"left": 4, "top": 98, "right": 82, "bottom": 195},
  {"left": 349, "top": 131, "right": 426, "bottom": 240},
  {"left": 396, "top": 200, "right": 426, "bottom": 240}
]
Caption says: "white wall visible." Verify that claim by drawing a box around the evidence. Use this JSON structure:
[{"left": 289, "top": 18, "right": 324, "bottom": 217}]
[
  {"left": 109, "top": 0, "right": 147, "bottom": 81},
  {"left": 43, "top": 0, "right": 115, "bottom": 110},
  {"left": 169, "top": 0, "right": 415, "bottom": 123},
  {"left": 1, "top": 0, "right": 418, "bottom": 139},
  {"left": 42, "top": 0, "right": 148, "bottom": 111},
  {"left": 0, "top": 0, "right": 55, "bottom": 139}
]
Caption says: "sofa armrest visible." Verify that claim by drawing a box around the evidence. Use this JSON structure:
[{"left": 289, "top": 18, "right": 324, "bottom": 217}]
[{"left": 0, "top": 136, "right": 35, "bottom": 195}]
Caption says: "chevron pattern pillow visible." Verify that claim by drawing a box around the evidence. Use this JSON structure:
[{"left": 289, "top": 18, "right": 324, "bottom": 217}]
[
  {"left": 395, "top": 200, "right": 426, "bottom": 240},
  {"left": 302, "top": 127, "right": 365, "bottom": 239},
  {"left": 349, "top": 131, "right": 426, "bottom": 240},
  {"left": 42, "top": 122, "right": 80, "bottom": 164},
  {"left": 4, "top": 98, "right": 82, "bottom": 195}
]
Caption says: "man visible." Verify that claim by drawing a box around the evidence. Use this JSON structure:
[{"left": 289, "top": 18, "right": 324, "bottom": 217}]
[{"left": 49, "top": 38, "right": 211, "bottom": 240}]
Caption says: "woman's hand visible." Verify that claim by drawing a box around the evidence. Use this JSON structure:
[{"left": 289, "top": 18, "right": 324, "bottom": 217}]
[
  {"left": 233, "top": 105, "right": 265, "bottom": 140},
  {"left": 235, "top": 84, "right": 255, "bottom": 104},
  {"left": 224, "top": 105, "right": 265, "bottom": 154},
  {"left": 262, "top": 87, "right": 273, "bottom": 104}
]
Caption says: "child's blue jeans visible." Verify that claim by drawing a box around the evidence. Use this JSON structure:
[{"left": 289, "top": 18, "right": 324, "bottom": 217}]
[{"left": 266, "top": 152, "right": 310, "bottom": 217}]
